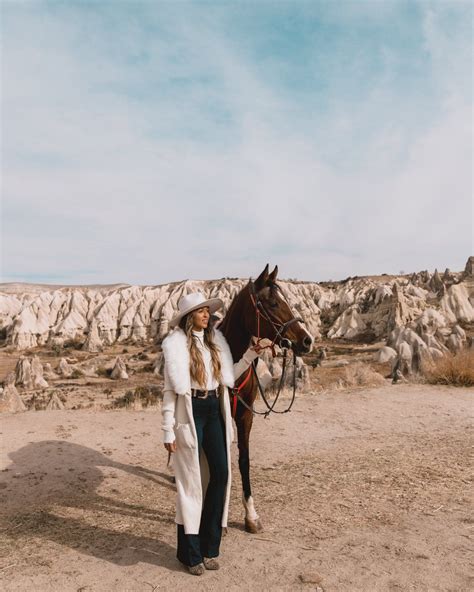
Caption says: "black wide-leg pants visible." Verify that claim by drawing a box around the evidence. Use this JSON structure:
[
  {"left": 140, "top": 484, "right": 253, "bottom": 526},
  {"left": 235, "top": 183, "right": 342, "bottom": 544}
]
[{"left": 177, "top": 394, "right": 229, "bottom": 567}]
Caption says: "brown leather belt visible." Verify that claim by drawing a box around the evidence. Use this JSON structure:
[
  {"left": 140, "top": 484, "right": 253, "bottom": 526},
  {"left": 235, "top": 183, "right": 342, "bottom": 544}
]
[{"left": 191, "top": 388, "right": 218, "bottom": 399}]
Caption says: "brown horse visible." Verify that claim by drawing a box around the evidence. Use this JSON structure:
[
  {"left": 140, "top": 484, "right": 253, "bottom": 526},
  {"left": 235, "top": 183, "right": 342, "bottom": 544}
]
[{"left": 219, "top": 264, "right": 313, "bottom": 533}]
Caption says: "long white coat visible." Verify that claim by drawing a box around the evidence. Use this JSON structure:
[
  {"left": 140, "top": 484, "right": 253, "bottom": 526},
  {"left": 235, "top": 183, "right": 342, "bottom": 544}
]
[{"left": 161, "top": 327, "right": 256, "bottom": 534}]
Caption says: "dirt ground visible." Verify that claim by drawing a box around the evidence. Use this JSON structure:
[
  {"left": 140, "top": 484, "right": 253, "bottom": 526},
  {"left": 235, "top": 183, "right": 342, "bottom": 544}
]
[{"left": 0, "top": 384, "right": 472, "bottom": 592}]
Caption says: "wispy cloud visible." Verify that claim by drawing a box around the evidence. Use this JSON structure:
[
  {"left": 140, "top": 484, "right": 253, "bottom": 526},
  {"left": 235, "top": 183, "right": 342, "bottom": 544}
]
[{"left": 1, "top": 0, "right": 472, "bottom": 284}]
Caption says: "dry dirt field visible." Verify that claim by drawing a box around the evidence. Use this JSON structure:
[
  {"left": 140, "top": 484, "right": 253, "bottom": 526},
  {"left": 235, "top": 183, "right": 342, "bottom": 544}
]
[{"left": 0, "top": 384, "right": 472, "bottom": 592}]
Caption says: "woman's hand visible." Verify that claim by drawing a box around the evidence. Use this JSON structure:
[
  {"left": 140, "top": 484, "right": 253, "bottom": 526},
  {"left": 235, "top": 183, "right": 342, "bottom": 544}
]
[
  {"left": 250, "top": 337, "right": 273, "bottom": 355},
  {"left": 164, "top": 441, "right": 177, "bottom": 453},
  {"left": 251, "top": 343, "right": 265, "bottom": 354}
]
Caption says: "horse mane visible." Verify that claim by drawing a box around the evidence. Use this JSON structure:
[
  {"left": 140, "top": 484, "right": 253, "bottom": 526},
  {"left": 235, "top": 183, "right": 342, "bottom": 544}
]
[
  {"left": 219, "top": 282, "right": 252, "bottom": 361},
  {"left": 219, "top": 282, "right": 248, "bottom": 333}
]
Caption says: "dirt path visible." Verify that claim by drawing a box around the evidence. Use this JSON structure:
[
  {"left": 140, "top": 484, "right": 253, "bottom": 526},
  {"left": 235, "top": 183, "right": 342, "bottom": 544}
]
[{"left": 0, "top": 385, "right": 472, "bottom": 592}]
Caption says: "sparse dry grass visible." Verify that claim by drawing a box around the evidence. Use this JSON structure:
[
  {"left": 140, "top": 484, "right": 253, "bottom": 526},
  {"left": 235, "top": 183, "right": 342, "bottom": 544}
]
[
  {"left": 422, "top": 349, "right": 474, "bottom": 387},
  {"left": 109, "top": 385, "right": 162, "bottom": 409},
  {"left": 96, "top": 366, "right": 112, "bottom": 378},
  {"left": 338, "top": 362, "right": 387, "bottom": 388}
]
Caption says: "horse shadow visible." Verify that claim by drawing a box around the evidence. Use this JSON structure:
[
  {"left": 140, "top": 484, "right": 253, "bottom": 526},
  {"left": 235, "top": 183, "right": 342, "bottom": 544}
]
[{"left": 0, "top": 440, "right": 181, "bottom": 570}]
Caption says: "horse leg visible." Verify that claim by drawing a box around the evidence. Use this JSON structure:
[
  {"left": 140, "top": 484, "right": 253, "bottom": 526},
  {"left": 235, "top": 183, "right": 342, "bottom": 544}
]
[{"left": 236, "top": 406, "right": 263, "bottom": 533}]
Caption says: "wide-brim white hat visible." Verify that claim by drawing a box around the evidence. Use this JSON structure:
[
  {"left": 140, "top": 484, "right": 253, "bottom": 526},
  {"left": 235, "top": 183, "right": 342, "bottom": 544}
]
[{"left": 169, "top": 292, "right": 224, "bottom": 328}]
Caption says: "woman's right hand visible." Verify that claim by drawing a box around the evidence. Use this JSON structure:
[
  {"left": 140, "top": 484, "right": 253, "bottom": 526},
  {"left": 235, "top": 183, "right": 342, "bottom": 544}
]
[
  {"left": 164, "top": 441, "right": 177, "bottom": 453},
  {"left": 250, "top": 337, "right": 273, "bottom": 354}
]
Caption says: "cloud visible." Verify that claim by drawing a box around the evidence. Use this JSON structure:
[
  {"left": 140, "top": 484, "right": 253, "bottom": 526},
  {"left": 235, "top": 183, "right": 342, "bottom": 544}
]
[{"left": 1, "top": 1, "right": 472, "bottom": 284}]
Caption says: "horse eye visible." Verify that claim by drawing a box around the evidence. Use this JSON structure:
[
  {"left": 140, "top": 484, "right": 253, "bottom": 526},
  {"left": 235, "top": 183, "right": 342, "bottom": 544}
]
[{"left": 269, "top": 300, "right": 278, "bottom": 308}]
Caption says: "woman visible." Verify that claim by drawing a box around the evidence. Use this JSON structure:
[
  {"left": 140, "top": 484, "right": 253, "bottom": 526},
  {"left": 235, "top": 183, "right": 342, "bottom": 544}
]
[{"left": 161, "top": 292, "right": 266, "bottom": 575}]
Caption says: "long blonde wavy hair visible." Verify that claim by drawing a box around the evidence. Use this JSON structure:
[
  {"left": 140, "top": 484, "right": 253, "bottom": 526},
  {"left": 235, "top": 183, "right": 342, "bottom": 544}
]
[{"left": 179, "top": 311, "right": 222, "bottom": 388}]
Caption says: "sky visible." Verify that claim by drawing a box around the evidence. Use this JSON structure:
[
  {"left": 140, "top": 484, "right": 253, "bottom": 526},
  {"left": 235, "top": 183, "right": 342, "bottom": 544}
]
[{"left": 1, "top": 0, "right": 472, "bottom": 285}]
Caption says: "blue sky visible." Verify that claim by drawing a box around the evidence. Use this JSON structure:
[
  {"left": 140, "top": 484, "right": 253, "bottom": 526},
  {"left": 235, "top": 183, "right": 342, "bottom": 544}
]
[{"left": 1, "top": 0, "right": 472, "bottom": 285}]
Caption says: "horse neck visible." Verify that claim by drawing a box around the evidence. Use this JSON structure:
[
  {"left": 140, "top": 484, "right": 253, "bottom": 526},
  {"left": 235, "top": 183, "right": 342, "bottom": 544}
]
[{"left": 220, "top": 292, "right": 252, "bottom": 363}]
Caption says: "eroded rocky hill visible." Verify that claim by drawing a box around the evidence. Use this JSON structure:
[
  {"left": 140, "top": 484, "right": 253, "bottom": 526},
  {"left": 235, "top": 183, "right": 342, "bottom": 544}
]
[{"left": 1, "top": 258, "right": 472, "bottom": 359}]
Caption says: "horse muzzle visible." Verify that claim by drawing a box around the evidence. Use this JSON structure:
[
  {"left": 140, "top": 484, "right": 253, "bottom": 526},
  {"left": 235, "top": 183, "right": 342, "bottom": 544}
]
[{"left": 288, "top": 335, "right": 313, "bottom": 355}]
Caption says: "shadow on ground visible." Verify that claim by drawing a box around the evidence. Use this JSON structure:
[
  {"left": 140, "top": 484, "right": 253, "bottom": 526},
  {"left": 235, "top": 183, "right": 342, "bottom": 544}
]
[{"left": 0, "top": 441, "right": 180, "bottom": 571}]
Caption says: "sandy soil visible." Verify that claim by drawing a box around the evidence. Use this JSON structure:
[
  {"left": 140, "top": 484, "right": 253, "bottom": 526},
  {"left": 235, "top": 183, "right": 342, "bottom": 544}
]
[{"left": 0, "top": 384, "right": 472, "bottom": 592}]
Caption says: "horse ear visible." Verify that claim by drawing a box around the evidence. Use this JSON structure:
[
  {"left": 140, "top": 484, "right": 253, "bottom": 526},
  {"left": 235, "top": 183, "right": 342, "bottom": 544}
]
[
  {"left": 268, "top": 265, "right": 278, "bottom": 283},
  {"left": 254, "top": 264, "right": 269, "bottom": 290}
]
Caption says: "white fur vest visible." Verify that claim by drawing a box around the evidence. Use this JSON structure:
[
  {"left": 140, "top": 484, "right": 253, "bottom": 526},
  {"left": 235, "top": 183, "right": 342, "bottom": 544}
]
[{"left": 161, "top": 327, "right": 235, "bottom": 395}]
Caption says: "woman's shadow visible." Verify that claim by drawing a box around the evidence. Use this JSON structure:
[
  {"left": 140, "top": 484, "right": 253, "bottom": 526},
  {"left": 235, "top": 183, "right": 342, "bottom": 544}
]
[{"left": 0, "top": 440, "right": 181, "bottom": 570}]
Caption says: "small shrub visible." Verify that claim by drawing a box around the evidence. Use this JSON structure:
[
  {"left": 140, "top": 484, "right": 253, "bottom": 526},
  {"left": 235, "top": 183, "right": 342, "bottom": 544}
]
[
  {"left": 136, "top": 362, "right": 155, "bottom": 373},
  {"left": 422, "top": 350, "right": 474, "bottom": 387},
  {"left": 112, "top": 389, "right": 135, "bottom": 408},
  {"left": 352, "top": 329, "right": 377, "bottom": 343},
  {"left": 26, "top": 392, "right": 51, "bottom": 411},
  {"left": 110, "top": 385, "right": 162, "bottom": 409},
  {"left": 71, "top": 368, "right": 85, "bottom": 379},
  {"left": 339, "top": 362, "right": 386, "bottom": 388},
  {"left": 97, "top": 366, "right": 112, "bottom": 378},
  {"left": 51, "top": 343, "right": 63, "bottom": 356},
  {"left": 63, "top": 337, "right": 84, "bottom": 350}
]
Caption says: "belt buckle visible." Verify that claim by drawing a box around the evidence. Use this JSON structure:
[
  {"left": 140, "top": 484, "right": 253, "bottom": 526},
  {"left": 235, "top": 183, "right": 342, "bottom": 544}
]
[{"left": 201, "top": 389, "right": 209, "bottom": 399}]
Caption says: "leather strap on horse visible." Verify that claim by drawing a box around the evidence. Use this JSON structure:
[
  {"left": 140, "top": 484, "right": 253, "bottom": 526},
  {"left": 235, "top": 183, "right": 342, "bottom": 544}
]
[
  {"left": 230, "top": 280, "right": 304, "bottom": 418},
  {"left": 232, "top": 347, "right": 298, "bottom": 418},
  {"left": 252, "top": 347, "right": 298, "bottom": 415},
  {"left": 249, "top": 289, "right": 303, "bottom": 356},
  {"left": 231, "top": 365, "right": 253, "bottom": 418}
]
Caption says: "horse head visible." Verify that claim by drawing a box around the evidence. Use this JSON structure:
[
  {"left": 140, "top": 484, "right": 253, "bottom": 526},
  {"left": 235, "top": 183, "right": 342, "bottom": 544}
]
[{"left": 244, "top": 264, "right": 313, "bottom": 356}]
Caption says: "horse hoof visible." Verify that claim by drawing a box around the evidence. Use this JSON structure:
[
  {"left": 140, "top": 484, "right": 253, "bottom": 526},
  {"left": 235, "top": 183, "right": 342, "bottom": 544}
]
[
  {"left": 245, "top": 518, "right": 263, "bottom": 533},
  {"left": 222, "top": 527, "right": 228, "bottom": 537}
]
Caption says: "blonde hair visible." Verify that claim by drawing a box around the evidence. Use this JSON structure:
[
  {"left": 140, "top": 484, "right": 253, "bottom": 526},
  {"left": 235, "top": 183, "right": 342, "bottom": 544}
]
[{"left": 179, "top": 311, "right": 222, "bottom": 388}]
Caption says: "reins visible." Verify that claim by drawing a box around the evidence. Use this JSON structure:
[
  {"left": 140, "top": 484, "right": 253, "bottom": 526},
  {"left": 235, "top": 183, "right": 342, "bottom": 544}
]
[
  {"left": 231, "top": 347, "right": 298, "bottom": 419},
  {"left": 230, "top": 280, "right": 303, "bottom": 418},
  {"left": 248, "top": 280, "right": 303, "bottom": 354},
  {"left": 252, "top": 347, "right": 298, "bottom": 415}
]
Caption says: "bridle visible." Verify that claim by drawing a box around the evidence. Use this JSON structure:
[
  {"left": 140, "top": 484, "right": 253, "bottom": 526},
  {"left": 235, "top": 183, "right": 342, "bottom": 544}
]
[
  {"left": 248, "top": 279, "right": 305, "bottom": 354},
  {"left": 230, "top": 279, "right": 307, "bottom": 418}
]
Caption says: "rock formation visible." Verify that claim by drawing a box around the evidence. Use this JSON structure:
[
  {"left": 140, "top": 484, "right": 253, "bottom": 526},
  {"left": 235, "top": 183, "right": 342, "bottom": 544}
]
[
  {"left": 43, "top": 363, "right": 59, "bottom": 380},
  {"left": 261, "top": 351, "right": 309, "bottom": 390},
  {"left": 313, "top": 347, "right": 327, "bottom": 367},
  {"left": 462, "top": 256, "right": 474, "bottom": 279},
  {"left": 327, "top": 305, "right": 366, "bottom": 340},
  {"left": 31, "top": 356, "right": 49, "bottom": 388},
  {"left": 0, "top": 374, "right": 26, "bottom": 413},
  {"left": 0, "top": 257, "right": 472, "bottom": 357},
  {"left": 14, "top": 356, "right": 48, "bottom": 389},
  {"left": 46, "top": 392, "right": 65, "bottom": 410},
  {"left": 110, "top": 356, "right": 129, "bottom": 380},
  {"left": 375, "top": 346, "right": 397, "bottom": 364},
  {"left": 57, "top": 358, "right": 73, "bottom": 377},
  {"left": 15, "top": 356, "right": 34, "bottom": 389},
  {"left": 82, "top": 318, "right": 102, "bottom": 352}
]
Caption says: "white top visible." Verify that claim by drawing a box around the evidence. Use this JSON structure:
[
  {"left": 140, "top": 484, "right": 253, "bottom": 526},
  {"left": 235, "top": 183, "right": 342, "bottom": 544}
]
[
  {"left": 190, "top": 328, "right": 220, "bottom": 390},
  {"left": 162, "top": 331, "right": 259, "bottom": 443}
]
